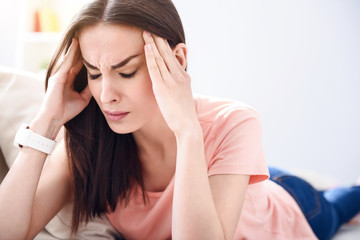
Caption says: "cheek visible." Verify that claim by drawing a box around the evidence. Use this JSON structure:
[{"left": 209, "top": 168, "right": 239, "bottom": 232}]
[
  {"left": 143, "top": 67, "right": 154, "bottom": 91},
  {"left": 133, "top": 67, "right": 154, "bottom": 96},
  {"left": 140, "top": 75, "right": 155, "bottom": 99}
]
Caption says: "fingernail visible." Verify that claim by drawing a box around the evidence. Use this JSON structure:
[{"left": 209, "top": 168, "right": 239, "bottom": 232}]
[
  {"left": 146, "top": 31, "right": 151, "bottom": 37},
  {"left": 146, "top": 44, "right": 151, "bottom": 50}
]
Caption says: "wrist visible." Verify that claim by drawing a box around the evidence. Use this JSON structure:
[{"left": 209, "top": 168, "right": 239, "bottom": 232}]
[
  {"left": 174, "top": 124, "right": 203, "bottom": 143},
  {"left": 29, "top": 118, "right": 62, "bottom": 140}
]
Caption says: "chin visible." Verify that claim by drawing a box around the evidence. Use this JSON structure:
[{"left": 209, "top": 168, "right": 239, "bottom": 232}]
[{"left": 106, "top": 121, "right": 137, "bottom": 135}]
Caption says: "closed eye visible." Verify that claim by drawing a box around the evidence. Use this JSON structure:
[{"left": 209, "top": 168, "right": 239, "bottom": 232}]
[
  {"left": 88, "top": 71, "right": 137, "bottom": 80},
  {"left": 120, "top": 71, "right": 136, "bottom": 79},
  {"left": 89, "top": 73, "right": 101, "bottom": 80}
]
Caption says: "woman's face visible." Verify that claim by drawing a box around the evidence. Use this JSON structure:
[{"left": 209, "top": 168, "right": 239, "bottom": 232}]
[{"left": 79, "top": 23, "right": 161, "bottom": 134}]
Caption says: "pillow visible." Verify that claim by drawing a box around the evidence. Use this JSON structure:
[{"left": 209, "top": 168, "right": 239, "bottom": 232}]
[{"left": 0, "top": 66, "right": 44, "bottom": 167}]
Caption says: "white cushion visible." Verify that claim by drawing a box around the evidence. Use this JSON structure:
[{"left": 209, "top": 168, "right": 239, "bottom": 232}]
[{"left": 0, "top": 66, "right": 44, "bottom": 167}]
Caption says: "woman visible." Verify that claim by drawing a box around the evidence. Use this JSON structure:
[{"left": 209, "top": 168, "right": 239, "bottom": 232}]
[{"left": 0, "top": 0, "right": 359, "bottom": 239}]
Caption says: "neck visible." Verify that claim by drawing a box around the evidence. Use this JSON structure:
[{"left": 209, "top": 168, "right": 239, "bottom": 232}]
[
  {"left": 132, "top": 113, "right": 177, "bottom": 192},
  {"left": 132, "top": 112, "right": 176, "bottom": 162}
]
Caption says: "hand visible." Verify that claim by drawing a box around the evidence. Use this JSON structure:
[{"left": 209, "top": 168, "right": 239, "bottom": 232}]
[
  {"left": 36, "top": 38, "right": 92, "bottom": 130},
  {"left": 143, "top": 32, "right": 200, "bottom": 135}
]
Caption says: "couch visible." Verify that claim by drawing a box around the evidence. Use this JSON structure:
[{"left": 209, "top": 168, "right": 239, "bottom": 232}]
[{"left": 0, "top": 66, "right": 359, "bottom": 239}]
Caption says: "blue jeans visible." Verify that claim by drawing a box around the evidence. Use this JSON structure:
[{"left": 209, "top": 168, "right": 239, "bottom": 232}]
[{"left": 268, "top": 167, "right": 360, "bottom": 240}]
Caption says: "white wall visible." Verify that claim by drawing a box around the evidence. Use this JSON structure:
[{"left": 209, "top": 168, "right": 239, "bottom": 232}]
[
  {"left": 1, "top": 0, "right": 359, "bottom": 184},
  {"left": 0, "top": 0, "right": 25, "bottom": 67},
  {"left": 0, "top": 0, "right": 90, "bottom": 72},
  {"left": 173, "top": 0, "right": 360, "bottom": 184}
]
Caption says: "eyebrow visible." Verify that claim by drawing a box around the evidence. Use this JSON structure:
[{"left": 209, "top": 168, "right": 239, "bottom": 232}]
[{"left": 83, "top": 54, "right": 141, "bottom": 70}]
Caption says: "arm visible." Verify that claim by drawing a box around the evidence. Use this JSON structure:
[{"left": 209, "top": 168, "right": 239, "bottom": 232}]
[
  {"left": 0, "top": 124, "right": 71, "bottom": 239},
  {"left": 26, "top": 138, "right": 73, "bottom": 239},
  {"left": 173, "top": 130, "right": 250, "bottom": 239},
  {"left": 143, "top": 32, "right": 250, "bottom": 239},
  {"left": 0, "top": 38, "right": 91, "bottom": 239}
]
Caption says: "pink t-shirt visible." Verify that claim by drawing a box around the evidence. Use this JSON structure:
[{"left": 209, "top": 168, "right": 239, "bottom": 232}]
[{"left": 107, "top": 95, "right": 317, "bottom": 240}]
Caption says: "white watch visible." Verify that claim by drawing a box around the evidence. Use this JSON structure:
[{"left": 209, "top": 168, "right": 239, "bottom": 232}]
[{"left": 14, "top": 124, "right": 56, "bottom": 155}]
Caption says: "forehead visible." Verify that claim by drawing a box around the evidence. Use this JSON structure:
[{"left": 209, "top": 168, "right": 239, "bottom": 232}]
[{"left": 78, "top": 23, "right": 144, "bottom": 64}]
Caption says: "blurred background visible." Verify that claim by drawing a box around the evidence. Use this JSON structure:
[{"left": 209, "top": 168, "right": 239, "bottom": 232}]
[{"left": 0, "top": 0, "right": 359, "bottom": 184}]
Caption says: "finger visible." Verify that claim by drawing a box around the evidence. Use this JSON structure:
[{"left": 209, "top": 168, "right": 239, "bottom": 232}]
[
  {"left": 162, "top": 38, "right": 187, "bottom": 73},
  {"left": 67, "top": 56, "right": 84, "bottom": 88},
  {"left": 144, "top": 43, "right": 163, "bottom": 86},
  {"left": 152, "top": 35, "right": 179, "bottom": 74},
  {"left": 143, "top": 32, "right": 171, "bottom": 81},
  {"left": 59, "top": 38, "right": 80, "bottom": 74}
]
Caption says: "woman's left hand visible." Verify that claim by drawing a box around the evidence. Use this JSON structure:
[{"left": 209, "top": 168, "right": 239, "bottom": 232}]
[{"left": 143, "top": 32, "right": 200, "bottom": 135}]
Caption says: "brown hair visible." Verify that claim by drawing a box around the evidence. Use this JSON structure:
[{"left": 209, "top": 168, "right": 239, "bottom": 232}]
[{"left": 45, "top": 0, "right": 185, "bottom": 233}]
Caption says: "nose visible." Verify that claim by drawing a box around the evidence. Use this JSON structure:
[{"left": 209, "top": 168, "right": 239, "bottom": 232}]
[{"left": 100, "top": 75, "right": 120, "bottom": 104}]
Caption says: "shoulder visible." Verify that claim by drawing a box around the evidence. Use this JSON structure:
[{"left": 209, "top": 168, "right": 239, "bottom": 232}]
[
  {"left": 195, "top": 95, "right": 268, "bottom": 182},
  {"left": 194, "top": 94, "right": 261, "bottom": 132},
  {"left": 194, "top": 94, "right": 264, "bottom": 156}
]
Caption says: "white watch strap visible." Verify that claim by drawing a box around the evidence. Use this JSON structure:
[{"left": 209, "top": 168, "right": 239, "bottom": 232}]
[{"left": 14, "top": 124, "right": 56, "bottom": 155}]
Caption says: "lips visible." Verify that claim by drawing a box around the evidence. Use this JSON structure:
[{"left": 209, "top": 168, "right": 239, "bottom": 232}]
[{"left": 104, "top": 110, "right": 129, "bottom": 121}]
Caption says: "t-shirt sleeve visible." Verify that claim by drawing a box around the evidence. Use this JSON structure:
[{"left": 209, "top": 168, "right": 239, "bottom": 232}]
[{"left": 207, "top": 107, "right": 269, "bottom": 184}]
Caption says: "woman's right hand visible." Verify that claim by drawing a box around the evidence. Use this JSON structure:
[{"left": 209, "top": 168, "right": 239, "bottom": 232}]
[{"left": 34, "top": 38, "right": 92, "bottom": 137}]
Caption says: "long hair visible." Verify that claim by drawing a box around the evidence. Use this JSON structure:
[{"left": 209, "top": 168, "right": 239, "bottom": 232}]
[{"left": 44, "top": 0, "right": 185, "bottom": 233}]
